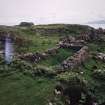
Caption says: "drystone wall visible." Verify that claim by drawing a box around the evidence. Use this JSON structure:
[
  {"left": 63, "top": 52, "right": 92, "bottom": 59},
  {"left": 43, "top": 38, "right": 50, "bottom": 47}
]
[
  {"left": 61, "top": 46, "right": 89, "bottom": 70},
  {"left": 19, "top": 47, "right": 59, "bottom": 63}
]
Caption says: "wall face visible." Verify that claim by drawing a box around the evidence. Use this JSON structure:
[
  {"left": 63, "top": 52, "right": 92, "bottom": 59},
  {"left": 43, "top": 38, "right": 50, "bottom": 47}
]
[{"left": 61, "top": 46, "right": 89, "bottom": 70}]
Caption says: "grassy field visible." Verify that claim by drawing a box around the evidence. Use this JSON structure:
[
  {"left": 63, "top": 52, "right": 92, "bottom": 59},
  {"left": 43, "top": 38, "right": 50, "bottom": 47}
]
[{"left": 0, "top": 72, "right": 56, "bottom": 105}]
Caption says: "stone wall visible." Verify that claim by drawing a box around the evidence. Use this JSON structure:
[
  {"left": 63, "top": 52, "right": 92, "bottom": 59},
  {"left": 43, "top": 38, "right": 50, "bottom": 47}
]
[
  {"left": 61, "top": 46, "right": 89, "bottom": 70},
  {"left": 19, "top": 47, "right": 59, "bottom": 63},
  {"left": 59, "top": 36, "right": 86, "bottom": 50},
  {"left": 76, "top": 28, "right": 105, "bottom": 41}
]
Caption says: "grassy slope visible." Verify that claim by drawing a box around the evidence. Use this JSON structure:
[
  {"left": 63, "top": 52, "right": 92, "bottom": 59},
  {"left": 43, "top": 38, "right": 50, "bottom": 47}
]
[
  {"left": 0, "top": 72, "right": 56, "bottom": 105},
  {"left": 0, "top": 26, "right": 59, "bottom": 105},
  {"left": 16, "top": 28, "right": 59, "bottom": 53},
  {"left": 0, "top": 24, "right": 105, "bottom": 105},
  {"left": 82, "top": 58, "right": 105, "bottom": 103}
]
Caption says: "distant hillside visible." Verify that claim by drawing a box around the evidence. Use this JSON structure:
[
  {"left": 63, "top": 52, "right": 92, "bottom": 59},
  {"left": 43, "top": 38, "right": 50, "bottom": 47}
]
[
  {"left": 0, "top": 24, "right": 94, "bottom": 37},
  {"left": 31, "top": 24, "right": 93, "bottom": 36},
  {"left": 88, "top": 20, "right": 105, "bottom": 24}
]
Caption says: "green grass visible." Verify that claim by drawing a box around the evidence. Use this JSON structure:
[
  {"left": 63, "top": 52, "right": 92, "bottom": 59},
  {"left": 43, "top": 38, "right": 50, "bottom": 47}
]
[
  {"left": 28, "top": 35, "right": 59, "bottom": 53},
  {"left": 38, "top": 48, "right": 73, "bottom": 67},
  {"left": 17, "top": 29, "right": 59, "bottom": 53},
  {"left": 0, "top": 72, "right": 56, "bottom": 105},
  {"left": 82, "top": 58, "right": 105, "bottom": 104}
]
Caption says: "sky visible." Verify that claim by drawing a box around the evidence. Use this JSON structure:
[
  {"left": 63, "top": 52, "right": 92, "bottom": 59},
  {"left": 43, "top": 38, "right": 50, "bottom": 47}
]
[{"left": 0, "top": 0, "right": 105, "bottom": 25}]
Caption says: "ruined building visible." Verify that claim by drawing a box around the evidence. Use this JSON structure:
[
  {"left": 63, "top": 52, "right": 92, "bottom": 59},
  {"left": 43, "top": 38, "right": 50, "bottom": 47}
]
[
  {"left": 61, "top": 46, "right": 89, "bottom": 70},
  {"left": 19, "top": 47, "right": 59, "bottom": 63},
  {"left": 59, "top": 36, "right": 86, "bottom": 51}
]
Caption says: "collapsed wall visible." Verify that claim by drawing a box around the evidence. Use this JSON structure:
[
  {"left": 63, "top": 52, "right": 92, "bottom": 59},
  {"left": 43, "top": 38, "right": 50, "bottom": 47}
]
[
  {"left": 61, "top": 46, "right": 89, "bottom": 70},
  {"left": 19, "top": 47, "right": 59, "bottom": 63}
]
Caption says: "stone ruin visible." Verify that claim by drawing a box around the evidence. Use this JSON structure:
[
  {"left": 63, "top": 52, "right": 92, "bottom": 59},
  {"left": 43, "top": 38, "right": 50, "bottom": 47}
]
[
  {"left": 59, "top": 36, "right": 86, "bottom": 51},
  {"left": 76, "top": 32, "right": 91, "bottom": 41},
  {"left": 61, "top": 46, "right": 89, "bottom": 70},
  {"left": 19, "top": 47, "right": 59, "bottom": 63},
  {"left": 77, "top": 28, "right": 105, "bottom": 41},
  {"left": 95, "top": 53, "right": 105, "bottom": 62}
]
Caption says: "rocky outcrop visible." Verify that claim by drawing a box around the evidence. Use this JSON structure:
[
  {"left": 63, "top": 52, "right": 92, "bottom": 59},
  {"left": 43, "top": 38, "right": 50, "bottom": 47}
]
[{"left": 61, "top": 46, "right": 89, "bottom": 70}]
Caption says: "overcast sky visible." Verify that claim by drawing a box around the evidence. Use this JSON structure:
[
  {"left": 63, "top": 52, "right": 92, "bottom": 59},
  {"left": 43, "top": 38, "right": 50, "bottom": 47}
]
[{"left": 0, "top": 0, "right": 105, "bottom": 25}]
